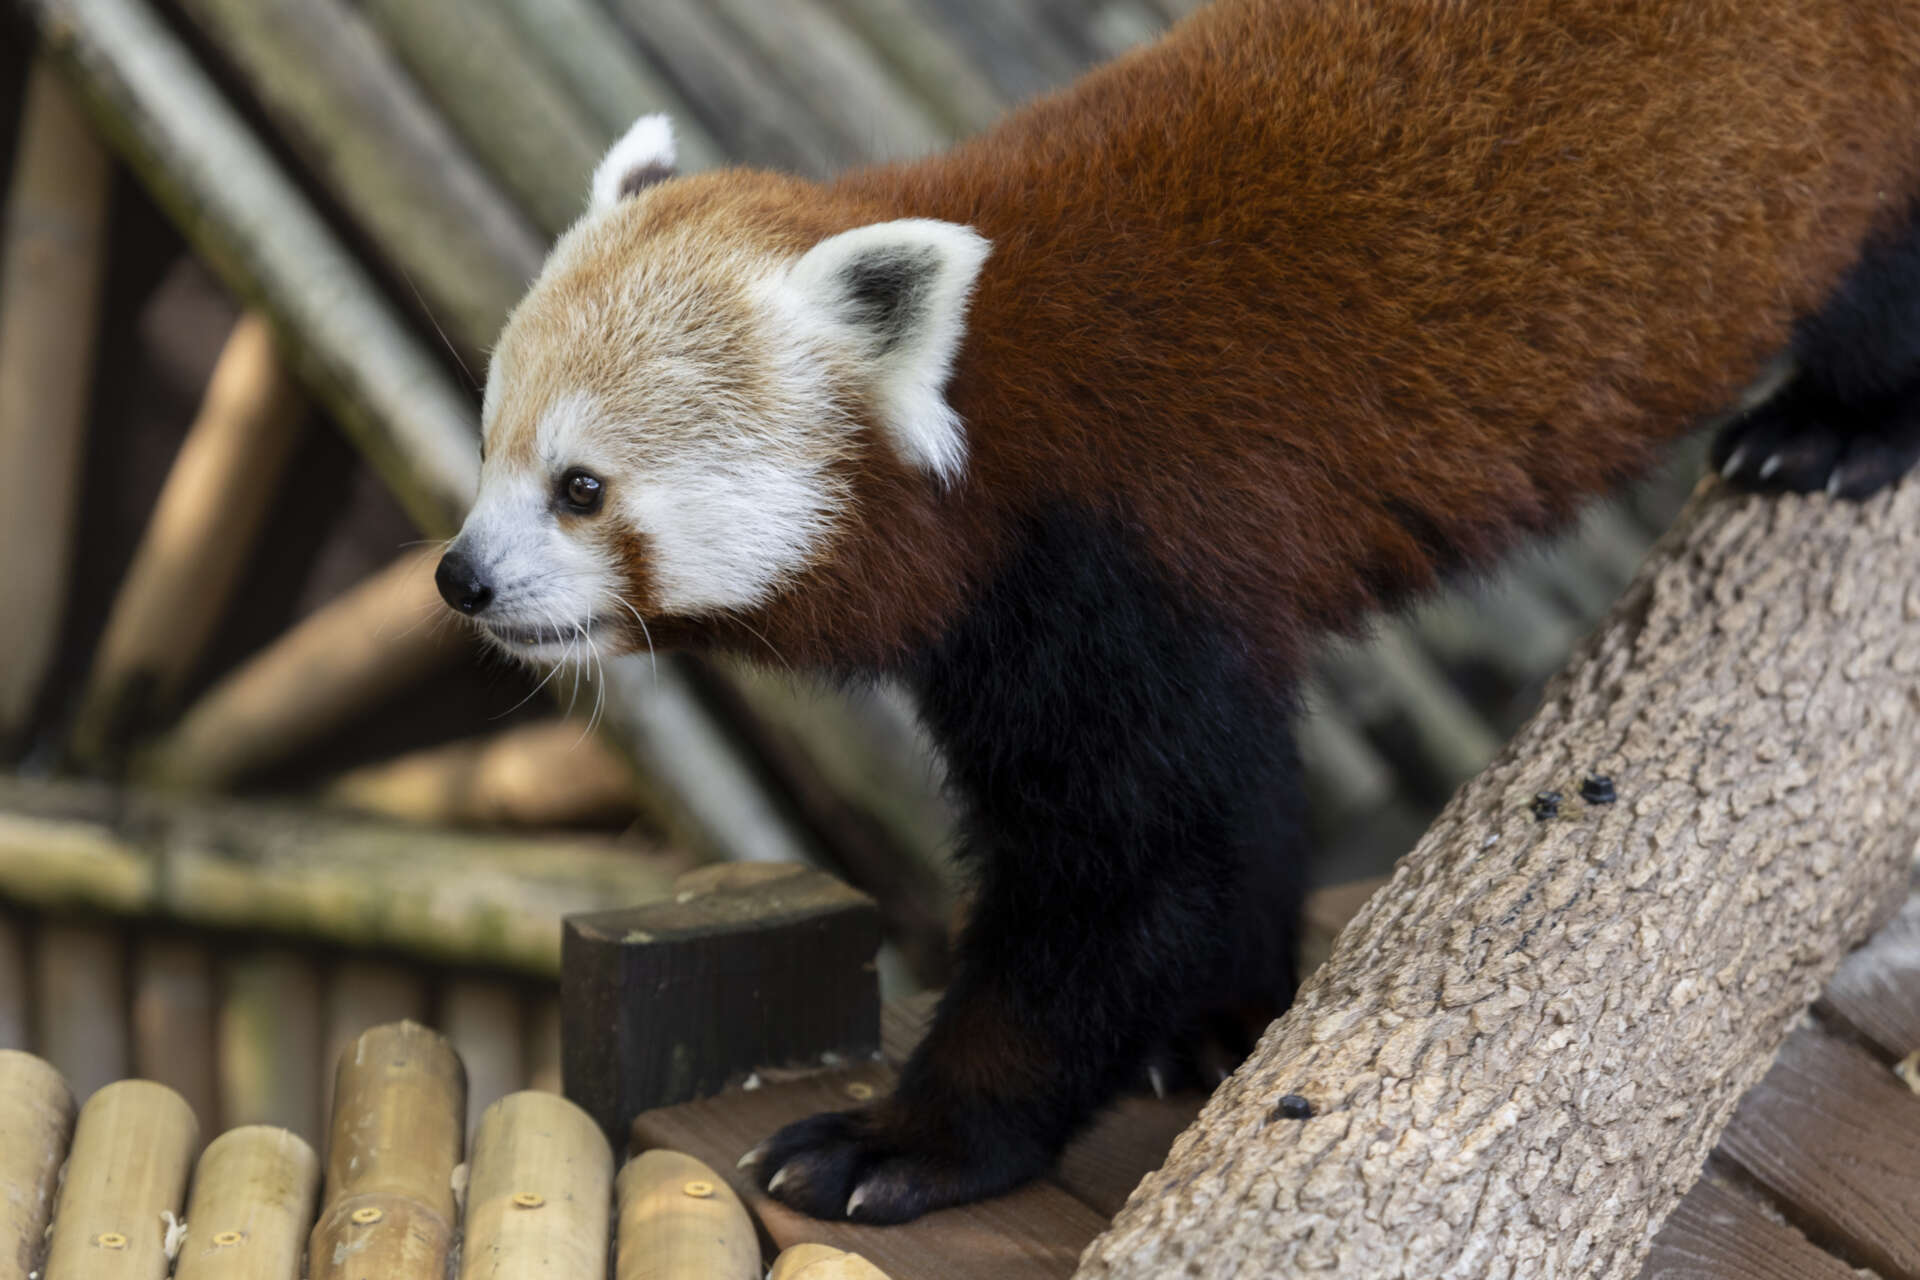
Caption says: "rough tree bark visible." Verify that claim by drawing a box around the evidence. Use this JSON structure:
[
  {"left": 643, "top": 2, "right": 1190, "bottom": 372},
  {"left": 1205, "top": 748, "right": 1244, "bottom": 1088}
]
[{"left": 1078, "top": 475, "right": 1920, "bottom": 1279}]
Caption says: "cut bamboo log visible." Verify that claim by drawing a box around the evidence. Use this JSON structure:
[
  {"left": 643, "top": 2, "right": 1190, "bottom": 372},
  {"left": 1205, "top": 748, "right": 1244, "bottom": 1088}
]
[
  {"left": 0, "top": 1051, "right": 76, "bottom": 1280},
  {"left": 138, "top": 549, "right": 467, "bottom": 790},
  {"left": 321, "top": 962, "right": 430, "bottom": 1133},
  {"left": 459, "top": 1091, "right": 613, "bottom": 1280},
  {"left": 0, "top": 775, "right": 695, "bottom": 975},
  {"left": 323, "top": 719, "right": 643, "bottom": 830},
  {"left": 33, "top": 922, "right": 128, "bottom": 1103},
  {"left": 769, "top": 1243, "right": 895, "bottom": 1280},
  {"left": 174, "top": 1126, "right": 320, "bottom": 1280},
  {"left": 614, "top": 1149, "right": 759, "bottom": 1280},
  {"left": 442, "top": 979, "right": 528, "bottom": 1139},
  {"left": 0, "top": 913, "right": 26, "bottom": 1052},
  {"left": 22, "top": 0, "right": 482, "bottom": 537},
  {"left": 310, "top": 1022, "right": 466, "bottom": 1280},
  {"left": 42, "top": 1080, "right": 199, "bottom": 1280},
  {"left": 70, "top": 312, "right": 307, "bottom": 767},
  {"left": 131, "top": 936, "right": 220, "bottom": 1132},
  {"left": 0, "top": 53, "right": 111, "bottom": 744},
  {"left": 486, "top": 0, "right": 724, "bottom": 169},
  {"left": 360, "top": 0, "right": 606, "bottom": 236},
  {"left": 172, "top": 0, "right": 542, "bottom": 359},
  {"left": 218, "top": 951, "right": 324, "bottom": 1144}
]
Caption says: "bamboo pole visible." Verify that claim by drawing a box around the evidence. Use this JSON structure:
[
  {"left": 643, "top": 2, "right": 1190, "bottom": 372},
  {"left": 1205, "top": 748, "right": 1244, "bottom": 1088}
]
[
  {"left": 20, "top": 0, "right": 481, "bottom": 537},
  {"left": 70, "top": 313, "right": 307, "bottom": 767},
  {"left": 770, "top": 1244, "right": 896, "bottom": 1280},
  {"left": 0, "top": 1051, "right": 76, "bottom": 1280},
  {"left": 442, "top": 979, "right": 528, "bottom": 1139},
  {"left": 131, "top": 936, "right": 221, "bottom": 1132},
  {"left": 138, "top": 549, "right": 466, "bottom": 790},
  {"left": 217, "top": 951, "right": 324, "bottom": 1144},
  {"left": 174, "top": 1126, "right": 320, "bottom": 1280},
  {"left": 824, "top": 0, "right": 1008, "bottom": 135},
  {"left": 172, "top": 0, "right": 542, "bottom": 359},
  {"left": 33, "top": 923, "right": 128, "bottom": 1103},
  {"left": 484, "top": 0, "right": 724, "bottom": 169},
  {"left": 0, "top": 775, "right": 696, "bottom": 975},
  {"left": 613, "top": 1149, "right": 759, "bottom": 1280},
  {"left": 321, "top": 962, "right": 429, "bottom": 1133},
  {"left": 458, "top": 1092, "right": 613, "bottom": 1280},
  {"left": 0, "top": 53, "right": 111, "bottom": 745},
  {"left": 360, "top": 0, "right": 606, "bottom": 236},
  {"left": 310, "top": 1022, "right": 466, "bottom": 1280},
  {"left": 323, "top": 719, "right": 643, "bottom": 830},
  {"left": 43, "top": 1080, "right": 199, "bottom": 1280}
]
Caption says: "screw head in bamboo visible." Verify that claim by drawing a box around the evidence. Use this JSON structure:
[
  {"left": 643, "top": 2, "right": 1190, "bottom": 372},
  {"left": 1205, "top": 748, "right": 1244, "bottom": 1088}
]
[
  {"left": 174, "top": 1125, "right": 319, "bottom": 1280},
  {"left": 615, "top": 1149, "right": 758, "bottom": 1280},
  {"left": 458, "top": 1091, "right": 611, "bottom": 1280},
  {"left": 42, "top": 1079, "right": 199, "bottom": 1280}
]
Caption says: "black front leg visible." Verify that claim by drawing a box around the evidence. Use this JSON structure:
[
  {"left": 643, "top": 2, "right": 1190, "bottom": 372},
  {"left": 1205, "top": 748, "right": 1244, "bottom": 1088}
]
[{"left": 749, "top": 510, "right": 1306, "bottom": 1223}]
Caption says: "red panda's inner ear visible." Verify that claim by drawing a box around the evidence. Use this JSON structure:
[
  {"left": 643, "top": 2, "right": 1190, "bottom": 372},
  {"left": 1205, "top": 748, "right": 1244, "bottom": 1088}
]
[
  {"left": 588, "top": 114, "right": 677, "bottom": 213},
  {"left": 788, "top": 219, "right": 992, "bottom": 484}
]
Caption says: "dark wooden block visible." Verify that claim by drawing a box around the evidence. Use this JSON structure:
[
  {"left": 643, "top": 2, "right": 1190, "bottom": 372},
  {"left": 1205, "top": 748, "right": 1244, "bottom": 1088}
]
[
  {"left": 1638, "top": 1176, "right": 1860, "bottom": 1280},
  {"left": 562, "top": 863, "right": 881, "bottom": 1146}
]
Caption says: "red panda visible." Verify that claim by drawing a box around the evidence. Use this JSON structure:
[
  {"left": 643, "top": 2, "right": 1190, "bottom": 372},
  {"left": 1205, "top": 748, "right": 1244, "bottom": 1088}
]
[{"left": 437, "top": 0, "right": 1920, "bottom": 1224}]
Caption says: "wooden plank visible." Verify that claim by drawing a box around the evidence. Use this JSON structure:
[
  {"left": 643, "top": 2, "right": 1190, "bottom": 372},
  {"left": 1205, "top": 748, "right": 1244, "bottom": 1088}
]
[
  {"left": 129, "top": 935, "right": 220, "bottom": 1133},
  {"left": 138, "top": 549, "right": 469, "bottom": 789},
  {"left": 1054, "top": 1096, "right": 1202, "bottom": 1219},
  {"left": 0, "top": 53, "right": 111, "bottom": 744},
  {"left": 33, "top": 922, "right": 128, "bottom": 1103},
  {"left": 562, "top": 864, "right": 880, "bottom": 1142},
  {"left": 632, "top": 1064, "right": 1106, "bottom": 1279},
  {"left": 69, "top": 312, "right": 307, "bottom": 766},
  {"left": 1718, "top": 1026, "right": 1920, "bottom": 1280},
  {"left": 1818, "top": 882, "right": 1920, "bottom": 1059},
  {"left": 218, "top": 949, "right": 324, "bottom": 1145},
  {"left": 0, "top": 911, "right": 27, "bottom": 1052},
  {"left": 1637, "top": 1176, "right": 1859, "bottom": 1280}
]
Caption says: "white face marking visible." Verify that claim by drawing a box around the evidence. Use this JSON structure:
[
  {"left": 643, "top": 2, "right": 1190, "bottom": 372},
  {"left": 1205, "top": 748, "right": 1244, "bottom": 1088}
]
[{"left": 445, "top": 188, "right": 990, "bottom": 662}]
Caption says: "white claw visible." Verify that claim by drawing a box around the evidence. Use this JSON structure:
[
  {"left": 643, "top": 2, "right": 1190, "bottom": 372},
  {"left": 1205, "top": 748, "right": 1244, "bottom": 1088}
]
[
  {"left": 1758, "top": 453, "right": 1783, "bottom": 479},
  {"left": 1827, "top": 469, "right": 1845, "bottom": 497},
  {"left": 737, "top": 1143, "right": 769, "bottom": 1170},
  {"left": 1147, "top": 1064, "right": 1168, "bottom": 1100},
  {"left": 846, "top": 1185, "right": 869, "bottom": 1219},
  {"left": 1721, "top": 443, "right": 1751, "bottom": 478},
  {"left": 767, "top": 1165, "right": 794, "bottom": 1196}
]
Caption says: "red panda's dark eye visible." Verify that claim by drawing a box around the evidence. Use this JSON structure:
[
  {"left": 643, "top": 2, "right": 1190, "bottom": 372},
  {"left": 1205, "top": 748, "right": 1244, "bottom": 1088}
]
[{"left": 560, "top": 469, "right": 604, "bottom": 514}]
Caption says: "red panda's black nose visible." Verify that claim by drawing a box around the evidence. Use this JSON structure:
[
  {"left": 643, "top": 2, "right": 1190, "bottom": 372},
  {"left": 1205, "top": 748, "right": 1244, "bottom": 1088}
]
[{"left": 435, "top": 549, "right": 495, "bottom": 615}]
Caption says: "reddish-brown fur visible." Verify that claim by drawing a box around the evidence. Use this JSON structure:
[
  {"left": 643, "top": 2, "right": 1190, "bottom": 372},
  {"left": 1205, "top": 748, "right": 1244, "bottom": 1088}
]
[{"left": 643, "top": 0, "right": 1920, "bottom": 678}]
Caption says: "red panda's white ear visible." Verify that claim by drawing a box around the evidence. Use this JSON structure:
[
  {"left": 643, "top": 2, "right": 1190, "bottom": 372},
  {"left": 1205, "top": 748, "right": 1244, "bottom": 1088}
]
[
  {"left": 787, "top": 219, "right": 991, "bottom": 483},
  {"left": 589, "top": 115, "right": 677, "bottom": 213}
]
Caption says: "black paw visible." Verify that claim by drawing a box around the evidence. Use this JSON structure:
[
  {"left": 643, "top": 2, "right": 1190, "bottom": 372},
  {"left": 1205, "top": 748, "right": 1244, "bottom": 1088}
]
[
  {"left": 1713, "top": 388, "right": 1920, "bottom": 500},
  {"left": 741, "top": 1104, "right": 1050, "bottom": 1225}
]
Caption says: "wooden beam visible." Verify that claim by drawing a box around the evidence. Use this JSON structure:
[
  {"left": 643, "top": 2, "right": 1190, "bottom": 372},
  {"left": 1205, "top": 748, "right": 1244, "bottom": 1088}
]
[
  {"left": 173, "top": 0, "right": 543, "bottom": 360},
  {"left": 0, "top": 54, "right": 111, "bottom": 746},
  {"left": 69, "top": 312, "right": 307, "bottom": 768},
  {"left": 137, "top": 548, "right": 464, "bottom": 790},
  {"left": 562, "top": 863, "right": 881, "bottom": 1143}
]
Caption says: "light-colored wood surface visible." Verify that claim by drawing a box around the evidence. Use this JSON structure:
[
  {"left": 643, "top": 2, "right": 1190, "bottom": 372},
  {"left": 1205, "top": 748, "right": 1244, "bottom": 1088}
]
[
  {"left": 174, "top": 1126, "right": 320, "bottom": 1280},
  {"left": 310, "top": 1022, "right": 465, "bottom": 1280},
  {"left": 42, "top": 1080, "right": 199, "bottom": 1280},
  {"left": 459, "top": 1091, "right": 613, "bottom": 1280},
  {"left": 614, "top": 1148, "right": 760, "bottom": 1280},
  {"left": 0, "top": 53, "right": 111, "bottom": 741},
  {"left": 0, "top": 1051, "right": 76, "bottom": 1280}
]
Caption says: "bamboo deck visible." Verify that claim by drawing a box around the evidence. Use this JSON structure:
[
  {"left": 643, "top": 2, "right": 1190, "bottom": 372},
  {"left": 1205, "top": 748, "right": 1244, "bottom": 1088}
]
[{"left": 4, "top": 878, "right": 1913, "bottom": 1279}]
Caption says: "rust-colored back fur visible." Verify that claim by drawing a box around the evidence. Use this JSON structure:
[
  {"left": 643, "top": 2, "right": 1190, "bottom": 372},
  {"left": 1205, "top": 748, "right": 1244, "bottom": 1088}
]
[{"left": 676, "top": 0, "right": 1920, "bottom": 673}]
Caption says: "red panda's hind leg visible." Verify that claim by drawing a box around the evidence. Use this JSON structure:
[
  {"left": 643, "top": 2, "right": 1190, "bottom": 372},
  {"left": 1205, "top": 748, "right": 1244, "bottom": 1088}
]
[{"left": 1716, "top": 200, "right": 1920, "bottom": 500}]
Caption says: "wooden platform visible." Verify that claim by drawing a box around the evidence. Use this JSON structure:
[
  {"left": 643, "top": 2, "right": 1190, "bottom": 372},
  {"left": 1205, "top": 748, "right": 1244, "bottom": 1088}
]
[{"left": 633, "top": 881, "right": 1920, "bottom": 1279}]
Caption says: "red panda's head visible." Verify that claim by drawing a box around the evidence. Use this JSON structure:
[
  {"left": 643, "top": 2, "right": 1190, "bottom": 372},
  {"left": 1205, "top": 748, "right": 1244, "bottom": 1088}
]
[{"left": 436, "top": 116, "right": 991, "bottom": 667}]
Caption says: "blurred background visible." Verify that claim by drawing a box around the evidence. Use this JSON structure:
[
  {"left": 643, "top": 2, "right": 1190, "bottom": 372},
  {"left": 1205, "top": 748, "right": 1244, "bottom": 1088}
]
[{"left": 0, "top": 0, "right": 1702, "bottom": 1141}]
